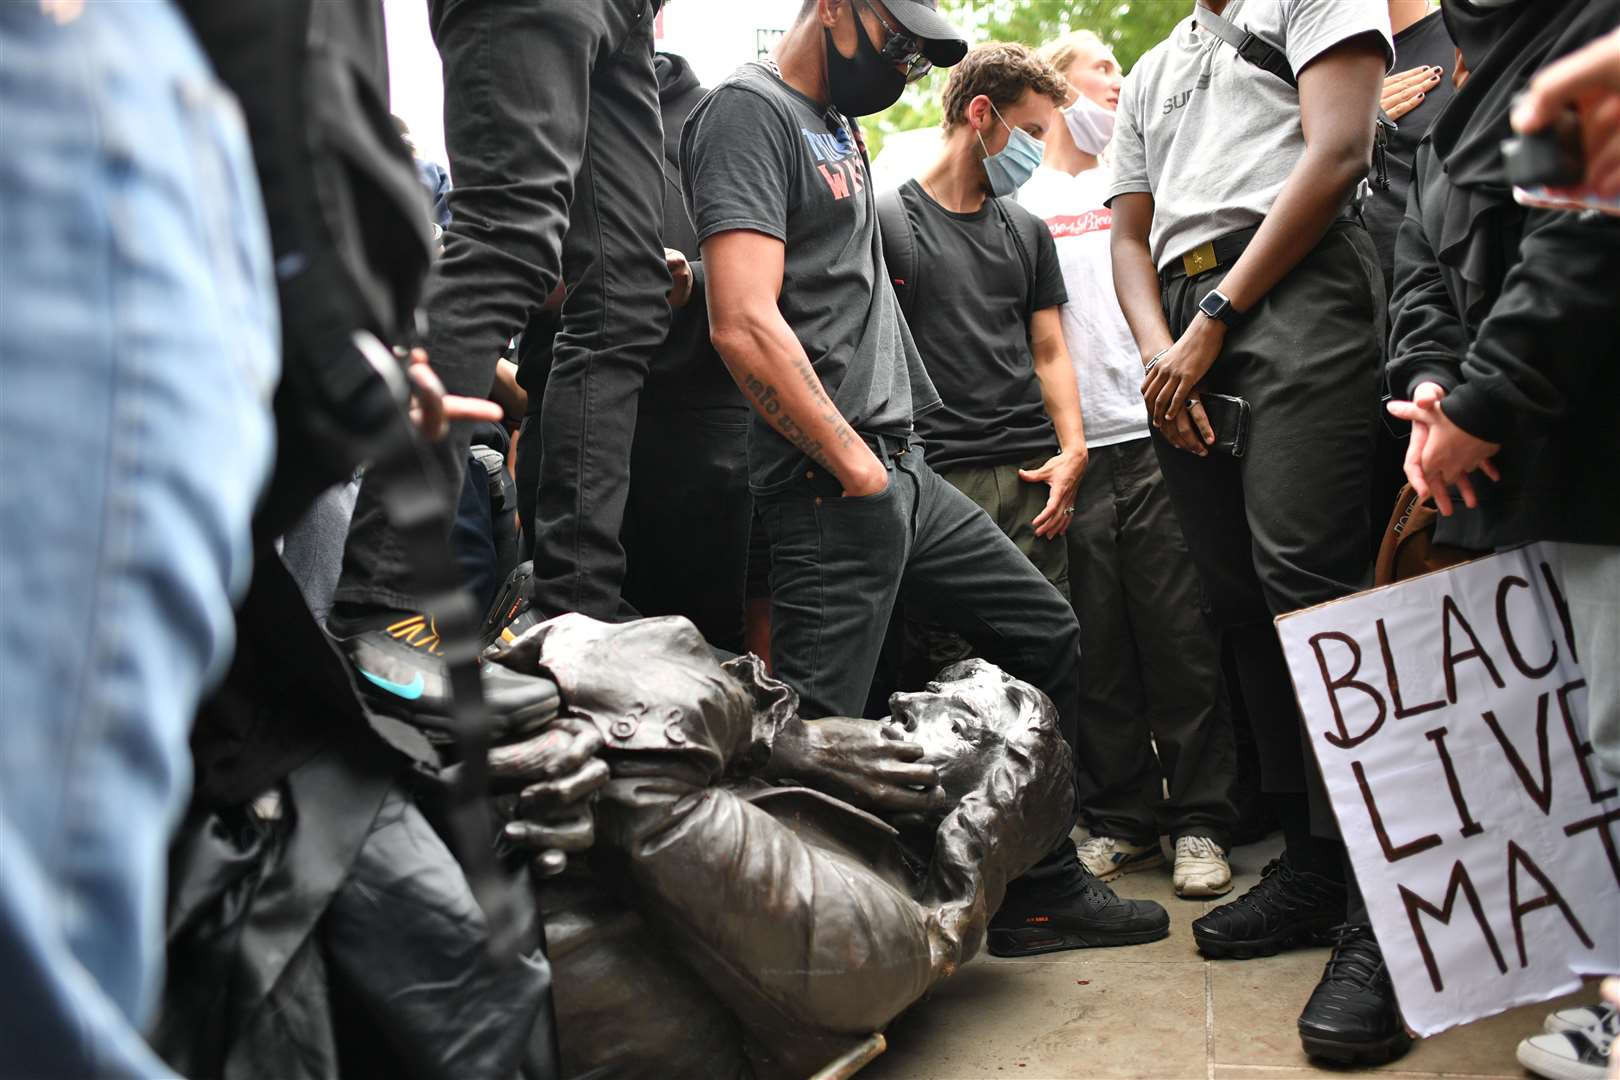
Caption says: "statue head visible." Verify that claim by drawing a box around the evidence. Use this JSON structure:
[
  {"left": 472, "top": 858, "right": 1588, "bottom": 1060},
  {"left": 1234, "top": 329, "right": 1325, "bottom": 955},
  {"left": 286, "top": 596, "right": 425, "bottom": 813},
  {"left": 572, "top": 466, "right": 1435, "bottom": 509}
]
[{"left": 887, "top": 659, "right": 1062, "bottom": 805}]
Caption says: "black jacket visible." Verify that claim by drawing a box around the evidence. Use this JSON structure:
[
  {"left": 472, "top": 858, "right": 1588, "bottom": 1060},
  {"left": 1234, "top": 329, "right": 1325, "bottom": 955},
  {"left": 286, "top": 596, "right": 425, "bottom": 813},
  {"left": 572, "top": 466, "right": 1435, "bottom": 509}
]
[{"left": 1388, "top": 141, "right": 1620, "bottom": 548}]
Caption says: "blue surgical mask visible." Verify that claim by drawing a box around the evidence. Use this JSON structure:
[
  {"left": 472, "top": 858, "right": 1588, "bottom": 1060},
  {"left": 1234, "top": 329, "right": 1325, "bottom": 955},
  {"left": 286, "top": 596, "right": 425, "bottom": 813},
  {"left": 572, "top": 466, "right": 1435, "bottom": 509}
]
[{"left": 977, "top": 103, "right": 1044, "bottom": 197}]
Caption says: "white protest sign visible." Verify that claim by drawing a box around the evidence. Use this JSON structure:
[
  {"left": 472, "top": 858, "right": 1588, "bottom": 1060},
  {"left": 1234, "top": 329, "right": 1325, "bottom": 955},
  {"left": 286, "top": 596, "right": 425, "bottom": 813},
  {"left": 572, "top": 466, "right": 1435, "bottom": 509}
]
[{"left": 1277, "top": 542, "right": 1619, "bottom": 1038}]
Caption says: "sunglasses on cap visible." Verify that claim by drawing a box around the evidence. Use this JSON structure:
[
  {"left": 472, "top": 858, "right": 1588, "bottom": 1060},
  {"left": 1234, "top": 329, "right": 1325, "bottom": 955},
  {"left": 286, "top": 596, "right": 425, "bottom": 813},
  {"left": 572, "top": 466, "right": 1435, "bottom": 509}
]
[{"left": 858, "top": 0, "right": 933, "bottom": 83}]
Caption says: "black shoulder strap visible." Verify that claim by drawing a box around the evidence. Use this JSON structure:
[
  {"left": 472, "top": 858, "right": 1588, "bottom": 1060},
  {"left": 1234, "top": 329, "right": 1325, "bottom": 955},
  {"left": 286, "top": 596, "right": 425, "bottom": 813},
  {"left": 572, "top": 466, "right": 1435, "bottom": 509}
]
[
  {"left": 1193, "top": 5, "right": 1395, "bottom": 190},
  {"left": 991, "top": 197, "right": 1039, "bottom": 326},
  {"left": 1194, "top": 4, "right": 1297, "bottom": 87},
  {"left": 876, "top": 187, "right": 919, "bottom": 319}
]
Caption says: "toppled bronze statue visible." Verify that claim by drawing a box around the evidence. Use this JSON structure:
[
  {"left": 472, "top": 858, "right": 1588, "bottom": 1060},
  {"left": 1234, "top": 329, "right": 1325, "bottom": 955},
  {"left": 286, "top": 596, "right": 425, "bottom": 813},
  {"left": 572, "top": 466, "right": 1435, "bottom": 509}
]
[{"left": 490, "top": 614, "right": 1075, "bottom": 1078}]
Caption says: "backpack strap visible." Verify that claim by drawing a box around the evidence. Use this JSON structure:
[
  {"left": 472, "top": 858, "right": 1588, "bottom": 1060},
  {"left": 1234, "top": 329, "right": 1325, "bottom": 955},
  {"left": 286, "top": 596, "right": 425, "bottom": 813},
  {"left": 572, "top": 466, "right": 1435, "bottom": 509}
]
[
  {"left": 991, "top": 196, "right": 1042, "bottom": 327},
  {"left": 1193, "top": 4, "right": 1297, "bottom": 87},
  {"left": 876, "top": 187, "right": 919, "bottom": 319}
]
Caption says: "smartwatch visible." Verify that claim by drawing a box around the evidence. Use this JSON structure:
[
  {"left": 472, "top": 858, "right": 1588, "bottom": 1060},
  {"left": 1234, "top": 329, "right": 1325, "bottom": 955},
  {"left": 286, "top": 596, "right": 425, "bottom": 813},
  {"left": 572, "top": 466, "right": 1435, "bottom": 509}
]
[{"left": 1197, "top": 288, "right": 1246, "bottom": 329}]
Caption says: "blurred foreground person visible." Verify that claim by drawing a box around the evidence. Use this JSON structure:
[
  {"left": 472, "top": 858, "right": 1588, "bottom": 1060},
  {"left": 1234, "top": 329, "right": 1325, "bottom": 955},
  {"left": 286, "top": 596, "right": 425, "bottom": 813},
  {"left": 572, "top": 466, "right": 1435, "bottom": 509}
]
[{"left": 0, "top": 2, "right": 277, "bottom": 1074}]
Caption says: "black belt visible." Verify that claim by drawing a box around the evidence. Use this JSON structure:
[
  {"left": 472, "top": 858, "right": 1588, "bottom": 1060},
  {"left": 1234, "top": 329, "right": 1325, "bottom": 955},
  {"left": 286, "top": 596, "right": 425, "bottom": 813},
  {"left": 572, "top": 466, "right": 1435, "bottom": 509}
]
[
  {"left": 1159, "top": 210, "right": 1363, "bottom": 287},
  {"left": 861, "top": 431, "right": 912, "bottom": 463},
  {"left": 1159, "top": 224, "right": 1262, "bottom": 286}
]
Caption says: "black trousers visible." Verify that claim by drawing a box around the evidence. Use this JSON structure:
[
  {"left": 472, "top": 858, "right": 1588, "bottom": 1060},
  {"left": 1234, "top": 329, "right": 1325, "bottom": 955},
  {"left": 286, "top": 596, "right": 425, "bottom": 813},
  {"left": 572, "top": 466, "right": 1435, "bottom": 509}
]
[
  {"left": 334, "top": 0, "right": 669, "bottom": 621},
  {"left": 760, "top": 442, "right": 1083, "bottom": 756},
  {"left": 518, "top": 405, "right": 753, "bottom": 653},
  {"left": 1153, "top": 222, "right": 1384, "bottom": 838},
  {"left": 1066, "top": 438, "right": 1237, "bottom": 848}
]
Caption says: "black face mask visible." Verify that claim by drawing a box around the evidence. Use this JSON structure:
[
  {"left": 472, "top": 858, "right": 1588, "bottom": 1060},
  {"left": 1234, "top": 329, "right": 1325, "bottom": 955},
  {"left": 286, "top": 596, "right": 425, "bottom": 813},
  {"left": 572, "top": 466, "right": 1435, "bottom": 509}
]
[{"left": 823, "top": 7, "right": 907, "bottom": 117}]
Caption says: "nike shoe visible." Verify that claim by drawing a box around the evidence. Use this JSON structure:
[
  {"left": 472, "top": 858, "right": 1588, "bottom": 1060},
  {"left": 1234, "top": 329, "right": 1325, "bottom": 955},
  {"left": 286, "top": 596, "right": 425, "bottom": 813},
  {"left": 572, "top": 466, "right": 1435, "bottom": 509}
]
[
  {"left": 1172, "top": 835, "right": 1232, "bottom": 897},
  {"left": 480, "top": 560, "right": 534, "bottom": 649},
  {"left": 331, "top": 609, "right": 559, "bottom": 739},
  {"left": 1075, "top": 834, "right": 1163, "bottom": 881},
  {"left": 987, "top": 862, "right": 1170, "bottom": 957},
  {"left": 1297, "top": 924, "right": 1413, "bottom": 1066},
  {"left": 1191, "top": 854, "right": 1346, "bottom": 959}
]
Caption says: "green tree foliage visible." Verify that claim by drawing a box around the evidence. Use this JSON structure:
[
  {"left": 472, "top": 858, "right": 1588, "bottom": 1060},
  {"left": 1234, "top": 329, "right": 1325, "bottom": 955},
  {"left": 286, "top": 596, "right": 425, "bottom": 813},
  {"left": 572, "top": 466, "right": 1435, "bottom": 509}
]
[{"left": 864, "top": 0, "right": 1187, "bottom": 156}]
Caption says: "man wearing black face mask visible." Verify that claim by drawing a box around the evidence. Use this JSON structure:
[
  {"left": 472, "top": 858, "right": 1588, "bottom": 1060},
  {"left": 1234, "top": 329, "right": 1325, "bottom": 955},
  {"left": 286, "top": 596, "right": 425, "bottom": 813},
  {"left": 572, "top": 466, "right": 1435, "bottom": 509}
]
[{"left": 682, "top": 0, "right": 1171, "bottom": 957}]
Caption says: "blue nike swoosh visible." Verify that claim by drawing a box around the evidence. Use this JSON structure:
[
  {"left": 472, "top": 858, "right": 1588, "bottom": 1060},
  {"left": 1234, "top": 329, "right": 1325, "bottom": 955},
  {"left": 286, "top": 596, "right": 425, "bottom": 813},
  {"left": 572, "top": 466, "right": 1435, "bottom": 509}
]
[{"left": 359, "top": 669, "right": 426, "bottom": 700}]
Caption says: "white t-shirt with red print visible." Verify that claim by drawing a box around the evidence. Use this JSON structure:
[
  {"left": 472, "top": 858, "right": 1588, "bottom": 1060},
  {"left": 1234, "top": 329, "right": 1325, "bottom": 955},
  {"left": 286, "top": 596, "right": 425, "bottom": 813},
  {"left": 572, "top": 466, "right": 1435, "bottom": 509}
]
[{"left": 1019, "top": 164, "right": 1150, "bottom": 449}]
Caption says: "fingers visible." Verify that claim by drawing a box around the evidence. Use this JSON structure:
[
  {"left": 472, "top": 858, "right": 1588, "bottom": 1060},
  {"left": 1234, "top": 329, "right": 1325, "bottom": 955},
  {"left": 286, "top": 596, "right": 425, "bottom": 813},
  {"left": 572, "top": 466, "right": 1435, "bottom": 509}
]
[
  {"left": 517, "top": 758, "right": 612, "bottom": 817},
  {"left": 1187, "top": 400, "right": 1215, "bottom": 446},
  {"left": 1431, "top": 475, "right": 1455, "bottom": 516},
  {"left": 1403, "top": 419, "right": 1431, "bottom": 501},
  {"left": 1031, "top": 495, "right": 1062, "bottom": 539},
  {"left": 863, "top": 783, "right": 949, "bottom": 815},
  {"left": 1381, "top": 66, "right": 1442, "bottom": 121},
  {"left": 1455, "top": 471, "right": 1481, "bottom": 510},
  {"left": 504, "top": 813, "right": 594, "bottom": 853},
  {"left": 1412, "top": 381, "right": 1447, "bottom": 408},
  {"left": 487, "top": 719, "right": 604, "bottom": 783},
  {"left": 1163, "top": 410, "right": 1207, "bottom": 456},
  {"left": 407, "top": 358, "right": 448, "bottom": 440},
  {"left": 1479, "top": 456, "right": 1502, "bottom": 483},
  {"left": 1582, "top": 94, "right": 1620, "bottom": 195},
  {"left": 1385, "top": 399, "right": 1424, "bottom": 422},
  {"left": 440, "top": 394, "right": 506, "bottom": 424}
]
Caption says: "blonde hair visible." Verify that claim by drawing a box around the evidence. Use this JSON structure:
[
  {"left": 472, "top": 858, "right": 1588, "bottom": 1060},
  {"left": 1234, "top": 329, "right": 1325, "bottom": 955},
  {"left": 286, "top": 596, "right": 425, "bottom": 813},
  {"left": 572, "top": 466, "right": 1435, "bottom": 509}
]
[{"left": 1038, "top": 29, "right": 1109, "bottom": 83}]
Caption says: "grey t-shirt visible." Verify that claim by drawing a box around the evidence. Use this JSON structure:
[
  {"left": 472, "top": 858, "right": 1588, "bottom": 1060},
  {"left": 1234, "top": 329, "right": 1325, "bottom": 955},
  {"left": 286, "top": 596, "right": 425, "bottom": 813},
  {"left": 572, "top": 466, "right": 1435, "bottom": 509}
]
[
  {"left": 680, "top": 62, "right": 939, "bottom": 494},
  {"left": 1108, "top": 0, "right": 1393, "bottom": 271}
]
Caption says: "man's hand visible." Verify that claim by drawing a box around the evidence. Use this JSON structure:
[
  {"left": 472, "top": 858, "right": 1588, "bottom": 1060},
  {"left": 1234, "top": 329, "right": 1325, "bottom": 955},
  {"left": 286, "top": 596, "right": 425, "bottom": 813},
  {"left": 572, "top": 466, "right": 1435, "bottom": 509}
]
[
  {"left": 485, "top": 716, "right": 611, "bottom": 876},
  {"left": 764, "top": 716, "right": 947, "bottom": 815},
  {"left": 1386, "top": 382, "right": 1501, "bottom": 516},
  {"left": 1142, "top": 315, "right": 1224, "bottom": 433},
  {"left": 1513, "top": 27, "right": 1620, "bottom": 198},
  {"left": 1160, "top": 395, "right": 1217, "bottom": 457},
  {"left": 665, "top": 248, "right": 695, "bottom": 309},
  {"left": 1019, "top": 449, "right": 1086, "bottom": 539},
  {"left": 1382, "top": 65, "right": 1444, "bottom": 122},
  {"left": 404, "top": 347, "right": 504, "bottom": 440}
]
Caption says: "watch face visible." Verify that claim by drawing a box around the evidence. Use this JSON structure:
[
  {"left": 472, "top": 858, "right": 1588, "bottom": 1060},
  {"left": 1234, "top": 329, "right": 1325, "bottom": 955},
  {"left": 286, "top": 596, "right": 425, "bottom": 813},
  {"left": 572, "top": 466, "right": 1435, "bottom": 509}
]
[{"left": 1200, "top": 291, "right": 1226, "bottom": 318}]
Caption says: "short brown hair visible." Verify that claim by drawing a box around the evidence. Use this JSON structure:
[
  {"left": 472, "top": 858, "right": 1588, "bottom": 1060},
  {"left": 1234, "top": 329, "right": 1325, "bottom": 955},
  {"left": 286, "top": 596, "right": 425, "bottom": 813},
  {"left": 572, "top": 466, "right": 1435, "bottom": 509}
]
[{"left": 940, "top": 42, "right": 1069, "bottom": 131}]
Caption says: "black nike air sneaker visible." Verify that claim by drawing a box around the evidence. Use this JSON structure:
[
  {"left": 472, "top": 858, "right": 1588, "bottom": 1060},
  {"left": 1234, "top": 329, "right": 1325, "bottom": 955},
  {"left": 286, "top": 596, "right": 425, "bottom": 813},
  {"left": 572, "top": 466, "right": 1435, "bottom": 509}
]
[
  {"left": 1191, "top": 854, "right": 1347, "bottom": 959},
  {"left": 1298, "top": 924, "right": 1413, "bottom": 1066},
  {"left": 331, "top": 609, "right": 559, "bottom": 738}
]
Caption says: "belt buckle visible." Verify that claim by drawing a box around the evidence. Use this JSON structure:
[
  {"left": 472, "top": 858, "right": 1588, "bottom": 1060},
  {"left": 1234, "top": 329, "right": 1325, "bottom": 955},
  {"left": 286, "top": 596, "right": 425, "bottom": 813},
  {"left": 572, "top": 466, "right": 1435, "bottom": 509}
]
[{"left": 1182, "top": 240, "right": 1218, "bottom": 278}]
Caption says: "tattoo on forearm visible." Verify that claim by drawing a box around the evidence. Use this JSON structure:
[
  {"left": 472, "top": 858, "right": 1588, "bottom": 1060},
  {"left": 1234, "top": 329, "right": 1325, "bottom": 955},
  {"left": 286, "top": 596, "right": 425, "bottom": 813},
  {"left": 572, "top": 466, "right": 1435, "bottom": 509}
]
[{"left": 740, "top": 369, "right": 857, "bottom": 473}]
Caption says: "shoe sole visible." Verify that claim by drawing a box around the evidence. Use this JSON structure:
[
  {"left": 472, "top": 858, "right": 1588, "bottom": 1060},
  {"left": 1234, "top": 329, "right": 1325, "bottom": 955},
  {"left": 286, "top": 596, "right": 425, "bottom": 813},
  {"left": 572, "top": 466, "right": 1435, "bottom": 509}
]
[
  {"left": 987, "top": 923, "right": 1170, "bottom": 958},
  {"left": 1300, "top": 1029, "right": 1413, "bottom": 1067},
  {"left": 1193, "top": 918, "right": 1339, "bottom": 960},
  {"left": 1516, "top": 1038, "right": 1607, "bottom": 1080},
  {"left": 1088, "top": 852, "right": 1165, "bottom": 882}
]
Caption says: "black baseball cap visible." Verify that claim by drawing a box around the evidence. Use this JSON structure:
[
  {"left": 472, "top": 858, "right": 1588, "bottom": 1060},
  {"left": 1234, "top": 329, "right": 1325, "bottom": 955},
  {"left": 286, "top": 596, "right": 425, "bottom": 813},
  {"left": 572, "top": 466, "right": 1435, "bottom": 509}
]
[{"left": 884, "top": 0, "right": 969, "bottom": 67}]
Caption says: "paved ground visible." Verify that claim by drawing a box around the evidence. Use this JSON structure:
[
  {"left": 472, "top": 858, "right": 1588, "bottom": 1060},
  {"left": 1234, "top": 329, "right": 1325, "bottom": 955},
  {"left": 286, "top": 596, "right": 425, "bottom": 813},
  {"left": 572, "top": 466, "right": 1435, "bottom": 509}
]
[{"left": 862, "top": 833, "right": 1598, "bottom": 1080}]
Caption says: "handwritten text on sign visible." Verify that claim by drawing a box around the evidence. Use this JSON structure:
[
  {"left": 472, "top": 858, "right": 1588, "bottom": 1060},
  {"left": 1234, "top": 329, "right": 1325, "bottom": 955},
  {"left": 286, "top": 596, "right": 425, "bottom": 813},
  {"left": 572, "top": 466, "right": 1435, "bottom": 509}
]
[{"left": 1278, "top": 543, "right": 1618, "bottom": 1038}]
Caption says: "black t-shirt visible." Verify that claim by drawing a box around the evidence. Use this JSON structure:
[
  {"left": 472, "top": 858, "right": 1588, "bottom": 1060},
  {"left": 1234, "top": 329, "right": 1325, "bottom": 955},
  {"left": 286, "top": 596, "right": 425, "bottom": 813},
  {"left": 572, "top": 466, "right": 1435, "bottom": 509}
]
[
  {"left": 888, "top": 180, "right": 1066, "bottom": 473},
  {"left": 680, "top": 63, "right": 939, "bottom": 494},
  {"left": 1364, "top": 10, "right": 1458, "bottom": 291}
]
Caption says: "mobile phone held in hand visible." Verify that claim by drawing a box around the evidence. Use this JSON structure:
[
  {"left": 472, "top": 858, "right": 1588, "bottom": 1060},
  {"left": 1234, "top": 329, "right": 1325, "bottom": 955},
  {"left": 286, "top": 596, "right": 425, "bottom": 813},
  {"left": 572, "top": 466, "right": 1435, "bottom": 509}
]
[
  {"left": 1501, "top": 111, "right": 1620, "bottom": 215},
  {"left": 1198, "top": 393, "right": 1250, "bottom": 458}
]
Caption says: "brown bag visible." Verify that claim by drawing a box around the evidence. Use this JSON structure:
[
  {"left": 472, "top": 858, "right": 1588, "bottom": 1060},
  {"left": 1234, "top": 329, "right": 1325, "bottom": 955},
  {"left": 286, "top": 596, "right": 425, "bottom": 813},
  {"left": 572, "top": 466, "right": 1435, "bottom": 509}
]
[{"left": 1374, "top": 483, "right": 1477, "bottom": 586}]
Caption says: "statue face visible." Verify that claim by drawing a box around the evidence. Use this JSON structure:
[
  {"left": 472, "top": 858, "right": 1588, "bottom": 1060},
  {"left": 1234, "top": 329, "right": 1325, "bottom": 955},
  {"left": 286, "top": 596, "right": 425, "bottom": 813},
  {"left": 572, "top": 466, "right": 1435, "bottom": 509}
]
[{"left": 888, "top": 659, "right": 1054, "bottom": 803}]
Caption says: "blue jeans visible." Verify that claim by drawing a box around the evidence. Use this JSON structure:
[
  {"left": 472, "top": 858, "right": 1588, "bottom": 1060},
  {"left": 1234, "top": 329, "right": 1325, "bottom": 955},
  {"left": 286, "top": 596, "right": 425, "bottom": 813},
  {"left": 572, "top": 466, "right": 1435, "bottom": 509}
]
[{"left": 0, "top": 4, "right": 277, "bottom": 1075}]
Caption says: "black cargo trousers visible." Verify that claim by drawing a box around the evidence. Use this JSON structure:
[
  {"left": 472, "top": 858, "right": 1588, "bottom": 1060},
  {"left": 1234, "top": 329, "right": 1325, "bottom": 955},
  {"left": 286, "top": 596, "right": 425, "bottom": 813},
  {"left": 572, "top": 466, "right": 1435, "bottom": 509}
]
[
  {"left": 1152, "top": 221, "right": 1385, "bottom": 840},
  {"left": 334, "top": 0, "right": 670, "bottom": 622}
]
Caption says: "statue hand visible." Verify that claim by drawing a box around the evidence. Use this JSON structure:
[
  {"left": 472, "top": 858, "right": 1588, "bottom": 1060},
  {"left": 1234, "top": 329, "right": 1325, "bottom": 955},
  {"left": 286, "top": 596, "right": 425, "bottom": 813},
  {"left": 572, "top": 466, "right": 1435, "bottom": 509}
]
[
  {"left": 487, "top": 715, "right": 611, "bottom": 876},
  {"left": 766, "top": 716, "right": 948, "bottom": 816}
]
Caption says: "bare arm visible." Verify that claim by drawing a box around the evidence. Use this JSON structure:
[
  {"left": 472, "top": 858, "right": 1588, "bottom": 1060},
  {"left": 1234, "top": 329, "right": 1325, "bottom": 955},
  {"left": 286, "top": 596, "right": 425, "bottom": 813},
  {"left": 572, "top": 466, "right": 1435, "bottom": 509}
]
[
  {"left": 1108, "top": 191, "right": 1174, "bottom": 365},
  {"left": 1136, "top": 34, "right": 1388, "bottom": 444},
  {"left": 1019, "top": 307, "right": 1088, "bottom": 538},
  {"left": 702, "top": 229, "right": 887, "bottom": 496}
]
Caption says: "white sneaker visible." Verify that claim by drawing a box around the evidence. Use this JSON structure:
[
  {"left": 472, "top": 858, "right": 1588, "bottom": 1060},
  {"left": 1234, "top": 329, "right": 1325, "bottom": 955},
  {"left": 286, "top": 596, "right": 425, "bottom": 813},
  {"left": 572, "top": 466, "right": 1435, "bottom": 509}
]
[
  {"left": 1545, "top": 1002, "right": 1618, "bottom": 1035},
  {"left": 1075, "top": 835, "right": 1163, "bottom": 881},
  {"left": 1516, "top": 1020, "right": 1616, "bottom": 1080},
  {"left": 1172, "top": 835, "right": 1232, "bottom": 897}
]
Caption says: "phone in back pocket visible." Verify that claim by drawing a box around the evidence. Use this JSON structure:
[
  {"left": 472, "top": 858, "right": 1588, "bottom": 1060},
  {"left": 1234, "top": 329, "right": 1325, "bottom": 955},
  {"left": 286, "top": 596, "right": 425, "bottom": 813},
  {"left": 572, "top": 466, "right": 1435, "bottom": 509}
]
[{"left": 1197, "top": 393, "right": 1250, "bottom": 458}]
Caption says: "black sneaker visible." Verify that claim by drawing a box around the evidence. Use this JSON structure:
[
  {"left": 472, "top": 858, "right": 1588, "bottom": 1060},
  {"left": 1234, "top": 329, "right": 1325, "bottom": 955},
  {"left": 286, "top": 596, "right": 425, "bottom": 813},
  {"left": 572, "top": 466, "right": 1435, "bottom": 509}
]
[
  {"left": 1191, "top": 854, "right": 1346, "bottom": 959},
  {"left": 987, "top": 864, "right": 1170, "bottom": 957},
  {"left": 480, "top": 560, "right": 534, "bottom": 649},
  {"left": 331, "top": 609, "right": 559, "bottom": 739},
  {"left": 1298, "top": 924, "right": 1414, "bottom": 1066}
]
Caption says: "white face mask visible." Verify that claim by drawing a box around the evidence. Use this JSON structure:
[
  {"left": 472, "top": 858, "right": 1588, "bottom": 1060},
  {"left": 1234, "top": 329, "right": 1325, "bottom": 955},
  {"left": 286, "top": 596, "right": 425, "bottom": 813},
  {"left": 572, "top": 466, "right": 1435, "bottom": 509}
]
[{"left": 1061, "top": 91, "right": 1116, "bottom": 156}]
